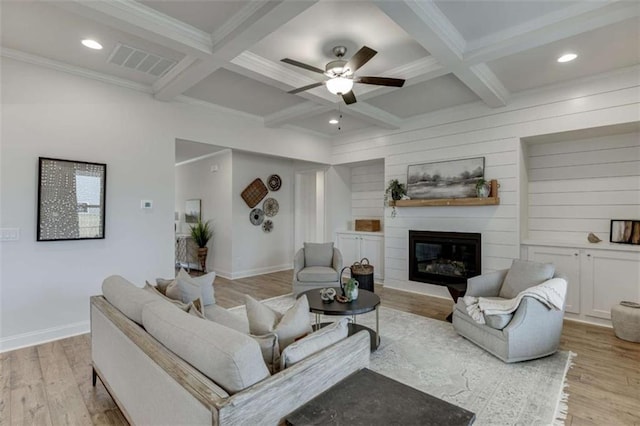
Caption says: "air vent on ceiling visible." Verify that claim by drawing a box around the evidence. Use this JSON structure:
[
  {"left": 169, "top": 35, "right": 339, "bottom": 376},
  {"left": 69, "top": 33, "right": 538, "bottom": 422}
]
[{"left": 107, "top": 43, "right": 177, "bottom": 77}]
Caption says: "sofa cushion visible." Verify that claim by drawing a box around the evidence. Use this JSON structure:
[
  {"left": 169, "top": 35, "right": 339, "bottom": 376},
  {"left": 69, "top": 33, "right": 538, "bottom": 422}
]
[
  {"left": 297, "top": 266, "right": 338, "bottom": 283},
  {"left": 280, "top": 318, "right": 349, "bottom": 370},
  {"left": 102, "top": 275, "right": 165, "bottom": 325},
  {"left": 304, "top": 242, "right": 334, "bottom": 267},
  {"left": 245, "top": 295, "right": 313, "bottom": 349},
  {"left": 142, "top": 300, "right": 270, "bottom": 394},
  {"left": 176, "top": 269, "right": 216, "bottom": 306},
  {"left": 203, "top": 304, "right": 249, "bottom": 334},
  {"left": 499, "top": 259, "right": 555, "bottom": 299}
]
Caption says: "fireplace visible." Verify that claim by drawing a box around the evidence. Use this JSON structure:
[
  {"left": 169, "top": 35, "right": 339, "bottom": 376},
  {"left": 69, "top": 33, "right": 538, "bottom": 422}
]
[{"left": 409, "top": 231, "right": 481, "bottom": 286}]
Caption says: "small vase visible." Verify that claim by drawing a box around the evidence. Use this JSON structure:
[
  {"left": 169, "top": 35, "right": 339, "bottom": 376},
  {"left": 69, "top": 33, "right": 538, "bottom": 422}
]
[
  {"left": 476, "top": 184, "right": 490, "bottom": 198},
  {"left": 197, "top": 247, "right": 208, "bottom": 272}
]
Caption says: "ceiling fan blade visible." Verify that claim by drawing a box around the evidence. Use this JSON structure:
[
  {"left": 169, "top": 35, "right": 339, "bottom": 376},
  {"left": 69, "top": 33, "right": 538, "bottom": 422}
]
[
  {"left": 342, "top": 91, "right": 357, "bottom": 105},
  {"left": 281, "top": 58, "right": 325, "bottom": 74},
  {"left": 287, "top": 82, "right": 324, "bottom": 94},
  {"left": 356, "top": 76, "right": 405, "bottom": 87},
  {"left": 346, "top": 46, "right": 377, "bottom": 72}
]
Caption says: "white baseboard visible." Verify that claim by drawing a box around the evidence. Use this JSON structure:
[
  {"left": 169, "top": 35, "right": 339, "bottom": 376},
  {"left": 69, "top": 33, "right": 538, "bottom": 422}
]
[
  {"left": 0, "top": 321, "right": 90, "bottom": 353},
  {"left": 230, "top": 263, "right": 293, "bottom": 280}
]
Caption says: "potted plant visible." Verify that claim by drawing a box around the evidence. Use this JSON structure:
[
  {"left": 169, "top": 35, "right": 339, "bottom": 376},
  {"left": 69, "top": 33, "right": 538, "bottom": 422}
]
[
  {"left": 385, "top": 179, "right": 407, "bottom": 218},
  {"left": 190, "top": 220, "right": 213, "bottom": 272},
  {"left": 475, "top": 178, "right": 490, "bottom": 198}
]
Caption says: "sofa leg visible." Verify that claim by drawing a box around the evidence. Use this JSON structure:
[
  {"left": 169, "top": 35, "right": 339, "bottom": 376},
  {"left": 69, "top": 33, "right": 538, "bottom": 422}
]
[{"left": 92, "top": 367, "right": 97, "bottom": 387}]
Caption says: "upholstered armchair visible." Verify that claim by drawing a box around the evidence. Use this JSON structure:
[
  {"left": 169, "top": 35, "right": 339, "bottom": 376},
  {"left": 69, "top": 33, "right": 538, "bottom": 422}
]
[
  {"left": 452, "top": 260, "right": 566, "bottom": 363},
  {"left": 293, "top": 242, "right": 343, "bottom": 295}
]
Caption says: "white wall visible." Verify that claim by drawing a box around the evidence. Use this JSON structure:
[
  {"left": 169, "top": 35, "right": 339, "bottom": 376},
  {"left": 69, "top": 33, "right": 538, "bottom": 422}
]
[
  {"left": 325, "top": 165, "right": 352, "bottom": 240},
  {"left": 0, "top": 58, "right": 330, "bottom": 351},
  {"left": 175, "top": 150, "right": 233, "bottom": 275},
  {"left": 331, "top": 66, "right": 640, "bottom": 298},
  {"left": 526, "top": 131, "right": 640, "bottom": 243},
  {"left": 231, "top": 151, "right": 295, "bottom": 278},
  {"left": 351, "top": 160, "right": 384, "bottom": 229}
]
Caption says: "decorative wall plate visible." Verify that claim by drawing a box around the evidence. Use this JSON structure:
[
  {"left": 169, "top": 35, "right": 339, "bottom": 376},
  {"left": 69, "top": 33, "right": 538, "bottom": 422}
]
[
  {"left": 267, "top": 174, "right": 282, "bottom": 191},
  {"left": 263, "top": 198, "right": 279, "bottom": 217},
  {"left": 262, "top": 220, "right": 273, "bottom": 233},
  {"left": 241, "top": 178, "right": 268, "bottom": 208},
  {"left": 250, "top": 208, "right": 264, "bottom": 226}
]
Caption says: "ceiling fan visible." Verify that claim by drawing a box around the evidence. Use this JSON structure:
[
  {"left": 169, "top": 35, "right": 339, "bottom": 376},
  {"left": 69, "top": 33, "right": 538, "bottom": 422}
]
[{"left": 281, "top": 45, "right": 405, "bottom": 105}]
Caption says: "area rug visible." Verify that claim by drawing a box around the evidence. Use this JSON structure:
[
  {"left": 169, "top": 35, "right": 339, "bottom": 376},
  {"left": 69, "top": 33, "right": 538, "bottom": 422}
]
[{"left": 230, "top": 294, "right": 574, "bottom": 426}]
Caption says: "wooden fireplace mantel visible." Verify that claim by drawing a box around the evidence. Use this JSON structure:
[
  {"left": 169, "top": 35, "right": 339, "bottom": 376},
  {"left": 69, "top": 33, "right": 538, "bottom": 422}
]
[{"left": 389, "top": 179, "right": 500, "bottom": 207}]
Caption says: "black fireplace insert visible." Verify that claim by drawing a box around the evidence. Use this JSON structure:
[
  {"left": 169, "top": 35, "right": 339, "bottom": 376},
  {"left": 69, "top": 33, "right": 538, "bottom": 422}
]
[{"left": 409, "top": 231, "right": 481, "bottom": 286}]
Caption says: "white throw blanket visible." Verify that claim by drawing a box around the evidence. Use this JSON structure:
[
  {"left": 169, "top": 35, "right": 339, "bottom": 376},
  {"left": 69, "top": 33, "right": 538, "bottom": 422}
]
[{"left": 462, "top": 278, "right": 567, "bottom": 325}]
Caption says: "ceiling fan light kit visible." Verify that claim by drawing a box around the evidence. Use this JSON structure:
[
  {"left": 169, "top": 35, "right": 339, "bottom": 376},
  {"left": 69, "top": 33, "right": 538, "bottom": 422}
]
[
  {"left": 282, "top": 45, "right": 405, "bottom": 105},
  {"left": 326, "top": 77, "right": 354, "bottom": 95}
]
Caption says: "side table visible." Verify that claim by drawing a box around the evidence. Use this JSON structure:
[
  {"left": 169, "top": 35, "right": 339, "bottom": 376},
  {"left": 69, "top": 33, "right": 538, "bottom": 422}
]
[{"left": 445, "top": 283, "right": 467, "bottom": 323}]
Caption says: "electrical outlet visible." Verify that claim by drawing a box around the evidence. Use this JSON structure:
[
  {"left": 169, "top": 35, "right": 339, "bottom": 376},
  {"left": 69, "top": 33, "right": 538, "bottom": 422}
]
[
  {"left": 0, "top": 228, "right": 20, "bottom": 241},
  {"left": 141, "top": 200, "right": 153, "bottom": 209}
]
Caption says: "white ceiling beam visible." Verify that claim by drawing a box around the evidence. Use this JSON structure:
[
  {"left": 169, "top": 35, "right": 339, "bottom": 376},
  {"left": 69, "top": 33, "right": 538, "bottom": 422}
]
[
  {"left": 464, "top": 1, "right": 640, "bottom": 65},
  {"left": 154, "top": 1, "right": 318, "bottom": 101},
  {"left": 375, "top": 0, "right": 509, "bottom": 107},
  {"left": 56, "top": 0, "right": 213, "bottom": 58},
  {"left": 345, "top": 103, "right": 403, "bottom": 130}
]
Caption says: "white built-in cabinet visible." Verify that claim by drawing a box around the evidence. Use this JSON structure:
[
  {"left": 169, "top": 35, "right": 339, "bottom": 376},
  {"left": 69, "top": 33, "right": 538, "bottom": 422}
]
[
  {"left": 336, "top": 231, "right": 384, "bottom": 280},
  {"left": 526, "top": 243, "right": 640, "bottom": 324}
]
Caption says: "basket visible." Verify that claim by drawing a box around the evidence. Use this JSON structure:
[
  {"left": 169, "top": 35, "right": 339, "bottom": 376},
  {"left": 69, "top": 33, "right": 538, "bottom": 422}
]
[
  {"left": 241, "top": 178, "right": 268, "bottom": 208},
  {"left": 350, "top": 258, "right": 374, "bottom": 292}
]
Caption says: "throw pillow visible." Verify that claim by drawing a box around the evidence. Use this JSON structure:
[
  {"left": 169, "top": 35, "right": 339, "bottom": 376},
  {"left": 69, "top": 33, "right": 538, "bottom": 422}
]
[
  {"left": 176, "top": 269, "right": 216, "bottom": 305},
  {"left": 143, "top": 282, "right": 189, "bottom": 311},
  {"left": 245, "top": 294, "right": 313, "bottom": 350},
  {"left": 280, "top": 318, "right": 349, "bottom": 370},
  {"left": 155, "top": 278, "right": 174, "bottom": 295},
  {"left": 499, "top": 259, "right": 555, "bottom": 299},
  {"left": 187, "top": 300, "right": 206, "bottom": 319},
  {"left": 164, "top": 280, "right": 182, "bottom": 301},
  {"left": 250, "top": 332, "right": 280, "bottom": 374},
  {"left": 303, "top": 242, "right": 334, "bottom": 267}
]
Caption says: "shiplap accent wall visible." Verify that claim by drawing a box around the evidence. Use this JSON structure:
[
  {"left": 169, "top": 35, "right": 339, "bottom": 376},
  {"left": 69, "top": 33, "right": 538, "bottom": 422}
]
[
  {"left": 351, "top": 160, "right": 384, "bottom": 227},
  {"left": 527, "top": 131, "right": 640, "bottom": 243},
  {"left": 331, "top": 66, "right": 640, "bottom": 298}
]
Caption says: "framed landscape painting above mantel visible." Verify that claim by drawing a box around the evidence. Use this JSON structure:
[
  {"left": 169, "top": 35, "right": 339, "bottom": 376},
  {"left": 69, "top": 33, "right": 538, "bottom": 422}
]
[{"left": 406, "top": 157, "right": 485, "bottom": 200}]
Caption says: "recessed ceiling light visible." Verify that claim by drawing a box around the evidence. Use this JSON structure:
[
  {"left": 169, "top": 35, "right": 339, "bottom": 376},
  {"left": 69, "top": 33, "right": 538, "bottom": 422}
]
[
  {"left": 82, "top": 39, "right": 103, "bottom": 50},
  {"left": 557, "top": 53, "right": 577, "bottom": 63},
  {"left": 329, "top": 119, "right": 339, "bottom": 124}
]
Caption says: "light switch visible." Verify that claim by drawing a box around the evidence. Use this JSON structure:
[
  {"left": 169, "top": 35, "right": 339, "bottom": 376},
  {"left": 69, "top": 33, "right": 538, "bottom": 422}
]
[{"left": 0, "top": 228, "right": 20, "bottom": 241}]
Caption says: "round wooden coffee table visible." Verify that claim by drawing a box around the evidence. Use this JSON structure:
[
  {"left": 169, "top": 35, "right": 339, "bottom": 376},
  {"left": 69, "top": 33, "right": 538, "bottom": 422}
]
[{"left": 299, "top": 288, "right": 381, "bottom": 350}]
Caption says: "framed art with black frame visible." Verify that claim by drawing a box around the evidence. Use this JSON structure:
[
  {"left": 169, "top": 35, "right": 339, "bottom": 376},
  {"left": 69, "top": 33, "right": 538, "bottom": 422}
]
[
  {"left": 610, "top": 219, "right": 640, "bottom": 245},
  {"left": 37, "top": 157, "right": 107, "bottom": 241}
]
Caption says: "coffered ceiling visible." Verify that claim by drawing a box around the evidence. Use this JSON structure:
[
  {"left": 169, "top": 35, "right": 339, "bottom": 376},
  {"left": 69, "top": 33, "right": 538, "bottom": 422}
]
[{"left": 2, "top": 1, "right": 639, "bottom": 137}]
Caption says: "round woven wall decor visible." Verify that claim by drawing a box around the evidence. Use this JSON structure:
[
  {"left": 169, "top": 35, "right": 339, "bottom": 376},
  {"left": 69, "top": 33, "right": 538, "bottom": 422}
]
[
  {"left": 249, "top": 208, "right": 264, "bottom": 226},
  {"left": 262, "top": 220, "right": 273, "bottom": 233},
  {"left": 267, "top": 174, "right": 282, "bottom": 191},
  {"left": 263, "top": 198, "right": 279, "bottom": 217}
]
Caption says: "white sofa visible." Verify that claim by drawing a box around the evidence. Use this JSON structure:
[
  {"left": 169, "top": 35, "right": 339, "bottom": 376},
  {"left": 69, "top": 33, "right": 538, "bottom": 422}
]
[{"left": 92, "top": 275, "right": 370, "bottom": 425}]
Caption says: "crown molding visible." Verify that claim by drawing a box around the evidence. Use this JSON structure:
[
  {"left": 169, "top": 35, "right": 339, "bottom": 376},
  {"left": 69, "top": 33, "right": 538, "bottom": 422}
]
[
  {"left": 152, "top": 56, "right": 199, "bottom": 94},
  {"left": 464, "top": 1, "right": 640, "bottom": 65},
  {"left": 231, "top": 51, "right": 321, "bottom": 93},
  {"left": 0, "top": 48, "right": 153, "bottom": 94}
]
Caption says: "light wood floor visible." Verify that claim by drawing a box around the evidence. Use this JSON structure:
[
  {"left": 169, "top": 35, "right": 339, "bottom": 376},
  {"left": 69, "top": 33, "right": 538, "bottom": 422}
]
[{"left": 2, "top": 270, "right": 638, "bottom": 425}]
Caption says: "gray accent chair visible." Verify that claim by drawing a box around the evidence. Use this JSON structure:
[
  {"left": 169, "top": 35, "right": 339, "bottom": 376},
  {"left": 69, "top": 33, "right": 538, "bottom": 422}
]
[
  {"left": 452, "top": 260, "right": 566, "bottom": 363},
  {"left": 293, "top": 242, "right": 343, "bottom": 295}
]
